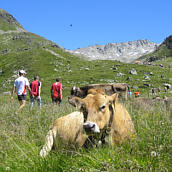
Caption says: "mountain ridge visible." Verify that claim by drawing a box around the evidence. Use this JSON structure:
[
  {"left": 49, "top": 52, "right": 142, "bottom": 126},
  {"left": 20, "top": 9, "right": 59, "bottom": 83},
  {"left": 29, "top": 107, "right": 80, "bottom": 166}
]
[{"left": 67, "top": 39, "right": 159, "bottom": 63}]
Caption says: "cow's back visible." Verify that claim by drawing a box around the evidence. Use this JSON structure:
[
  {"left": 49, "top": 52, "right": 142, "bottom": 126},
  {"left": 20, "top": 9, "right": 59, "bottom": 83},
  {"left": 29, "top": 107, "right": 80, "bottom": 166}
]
[
  {"left": 40, "top": 111, "right": 88, "bottom": 157},
  {"left": 111, "top": 103, "right": 135, "bottom": 144},
  {"left": 52, "top": 112, "right": 85, "bottom": 144}
]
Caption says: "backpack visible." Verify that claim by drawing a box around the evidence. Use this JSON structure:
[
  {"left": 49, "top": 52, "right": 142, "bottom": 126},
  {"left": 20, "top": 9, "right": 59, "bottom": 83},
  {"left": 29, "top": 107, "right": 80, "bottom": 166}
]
[{"left": 31, "top": 80, "right": 39, "bottom": 96}]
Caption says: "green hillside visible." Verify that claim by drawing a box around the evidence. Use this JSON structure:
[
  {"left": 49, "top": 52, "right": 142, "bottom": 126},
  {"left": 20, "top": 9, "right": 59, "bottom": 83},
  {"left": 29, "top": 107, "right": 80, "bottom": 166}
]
[
  {"left": 1, "top": 42, "right": 172, "bottom": 98},
  {"left": 0, "top": 9, "right": 172, "bottom": 101}
]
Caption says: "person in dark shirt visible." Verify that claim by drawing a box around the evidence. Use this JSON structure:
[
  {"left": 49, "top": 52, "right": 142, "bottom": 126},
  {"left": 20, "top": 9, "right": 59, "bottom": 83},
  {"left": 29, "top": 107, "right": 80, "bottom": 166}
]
[
  {"left": 51, "top": 77, "right": 63, "bottom": 105},
  {"left": 30, "top": 76, "right": 42, "bottom": 109}
]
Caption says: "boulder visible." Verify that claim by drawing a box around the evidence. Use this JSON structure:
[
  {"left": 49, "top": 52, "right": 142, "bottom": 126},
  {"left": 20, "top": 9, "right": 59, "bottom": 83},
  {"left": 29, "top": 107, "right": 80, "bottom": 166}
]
[{"left": 129, "top": 68, "right": 137, "bottom": 75}]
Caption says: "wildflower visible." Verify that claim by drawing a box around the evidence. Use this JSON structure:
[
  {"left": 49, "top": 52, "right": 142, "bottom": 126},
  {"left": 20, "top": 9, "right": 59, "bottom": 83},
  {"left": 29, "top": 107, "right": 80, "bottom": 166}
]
[
  {"left": 98, "top": 140, "right": 102, "bottom": 145},
  {"left": 159, "top": 145, "right": 163, "bottom": 151},
  {"left": 108, "top": 158, "right": 111, "bottom": 162},
  {"left": 151, "top": 151, "right": 157, "bottom": 157},
  {"left": 6, "top": 167, "right": 10, "bottom": 171}
]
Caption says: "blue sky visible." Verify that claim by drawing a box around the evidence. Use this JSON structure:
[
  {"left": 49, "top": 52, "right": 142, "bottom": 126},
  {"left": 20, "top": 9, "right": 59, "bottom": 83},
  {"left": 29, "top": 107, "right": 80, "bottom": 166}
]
[{"left": 1, "top": 0, "right": 172, "bottom": 50}]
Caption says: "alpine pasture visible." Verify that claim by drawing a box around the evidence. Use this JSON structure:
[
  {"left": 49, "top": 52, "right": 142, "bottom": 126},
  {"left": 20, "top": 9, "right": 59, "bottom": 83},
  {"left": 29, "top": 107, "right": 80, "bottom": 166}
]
[{"left": 0, "top": 8, "right": 172, "bottom": 171}]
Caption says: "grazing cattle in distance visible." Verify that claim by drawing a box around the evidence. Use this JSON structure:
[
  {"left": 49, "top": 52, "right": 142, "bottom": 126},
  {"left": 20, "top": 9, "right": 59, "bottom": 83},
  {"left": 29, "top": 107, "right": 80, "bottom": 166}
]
[
  {"left": 69, "top": 91, "right": 135, "bottom": 146},
  {"left": 69, "top": 83, "right": 129, "bottom": 101}
]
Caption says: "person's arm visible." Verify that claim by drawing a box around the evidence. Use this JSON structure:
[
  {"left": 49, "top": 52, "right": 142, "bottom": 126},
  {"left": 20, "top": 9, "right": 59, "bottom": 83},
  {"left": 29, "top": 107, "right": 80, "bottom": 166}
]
[
  {"left": 38, "top": 82, "right": 41, "bottom": 99},
  {"left": 60, "top": 83, "right": 63, "bottom": 100},
  {"left": 38, "top": 87, "right": 41, "bottom": 97},
  {"left": 27, "top": 85, "right": 34, "bottom": 97},
  {"left": 60, "top": 89, "right": 62, "bottom": 100},
  {"left": 26, "top": 79, "right": 34, "bottom": 97},
  {"left": 29, "top": 83, "right": 32, "bottom": 96},
  {"left": 11, "top": 86, "right": 16, "bottom": 102}
]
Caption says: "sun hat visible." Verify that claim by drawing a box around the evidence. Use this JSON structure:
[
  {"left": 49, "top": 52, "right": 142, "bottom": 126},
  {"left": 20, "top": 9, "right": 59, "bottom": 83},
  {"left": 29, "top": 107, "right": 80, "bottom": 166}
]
[{"left": 19, "top": 70, "right": 26, "bottom": 74}]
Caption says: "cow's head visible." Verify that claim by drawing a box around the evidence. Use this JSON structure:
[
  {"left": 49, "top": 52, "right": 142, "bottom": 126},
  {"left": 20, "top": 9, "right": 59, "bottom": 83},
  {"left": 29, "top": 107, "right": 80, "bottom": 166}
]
[
  {"left": 70, "top": 86, "right": 82, "bottom": 97},
  {"left": 68, "top": 86, "right": 81, "bottom": 104},
  {"left": 70, "top": 92, "right": 118, "bottom": 134}
]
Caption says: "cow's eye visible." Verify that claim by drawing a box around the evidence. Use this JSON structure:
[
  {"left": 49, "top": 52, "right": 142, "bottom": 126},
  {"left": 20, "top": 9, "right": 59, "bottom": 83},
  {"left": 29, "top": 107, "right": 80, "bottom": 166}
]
[
  {"left": 100, "top": 105, "right": 106, "bottom": 111},
  {"left": 81, "top": 105, "right": 86, "bottom": 111}
]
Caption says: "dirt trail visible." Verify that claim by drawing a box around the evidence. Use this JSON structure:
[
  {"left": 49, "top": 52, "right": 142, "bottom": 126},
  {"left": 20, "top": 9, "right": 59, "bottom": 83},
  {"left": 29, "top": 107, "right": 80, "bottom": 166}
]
[{"left": 43, "top": 48, "right": 64, "bottom": 59}]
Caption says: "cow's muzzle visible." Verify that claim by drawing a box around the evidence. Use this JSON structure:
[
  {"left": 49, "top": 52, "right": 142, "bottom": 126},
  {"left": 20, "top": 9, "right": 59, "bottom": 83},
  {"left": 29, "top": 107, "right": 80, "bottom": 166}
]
[{"left": 83, "top": 122, "right": 100, "bottom": 133}]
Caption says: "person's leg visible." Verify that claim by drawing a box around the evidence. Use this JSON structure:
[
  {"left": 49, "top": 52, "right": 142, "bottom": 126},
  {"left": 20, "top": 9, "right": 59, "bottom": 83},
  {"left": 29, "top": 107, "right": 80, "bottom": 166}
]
[
  {"left": 37, "top": 96, "right": 42, "bottom": 108},
  {"left": 30, "top": 96, "right": 34, "bottom": 110},
  {"left": 58, "top": 98, "right": 62, "bottom": 106},
  {"left": 18, "top": 95, "right": 26, "bottom": 111},
  {"left": 55, "top": 98, "right": 58, "bottom": 105},
  {"left": 19, "top": 100, "right": 26, "bottom": 111},
  {"left": 52, "top": 97, "right": 56, "bottom": 105}
]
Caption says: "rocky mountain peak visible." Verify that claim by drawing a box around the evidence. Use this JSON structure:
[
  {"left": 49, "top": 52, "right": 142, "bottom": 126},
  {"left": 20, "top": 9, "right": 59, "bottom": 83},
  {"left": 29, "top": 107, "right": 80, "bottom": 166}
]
[{"left": 69, "top": 39, "right": 159, "bottom": 63}]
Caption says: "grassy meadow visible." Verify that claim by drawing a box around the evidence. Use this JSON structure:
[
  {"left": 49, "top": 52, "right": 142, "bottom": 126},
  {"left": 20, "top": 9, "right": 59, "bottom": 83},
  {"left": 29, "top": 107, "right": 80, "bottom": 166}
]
[
  {"left": 0, "top": 42, "right": 172, "bottom": 171},
  {"left": 0, "top": 94, "right": 171, "bottom": 172},
  {"left": 0, "top": 11, "right": 172, "bottom": 171}
]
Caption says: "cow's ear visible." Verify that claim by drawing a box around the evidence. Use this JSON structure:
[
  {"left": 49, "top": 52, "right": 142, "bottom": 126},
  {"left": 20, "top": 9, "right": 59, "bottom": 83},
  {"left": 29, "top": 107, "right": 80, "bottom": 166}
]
[
  {"left": 109, "top": 93, "right": 118, "bottom": 104},
  {"left": 69, "top": 96, "right": 84, "bottom": 108},
  {"left": 72, "top": 86, "right": 76, "bottom": 90}
]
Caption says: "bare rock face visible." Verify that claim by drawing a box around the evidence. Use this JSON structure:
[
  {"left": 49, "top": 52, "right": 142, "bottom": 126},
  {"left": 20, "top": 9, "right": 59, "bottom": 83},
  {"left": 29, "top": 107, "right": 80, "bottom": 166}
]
[{"left": 69, "top": 40, "right": 159, "bottom": 63}]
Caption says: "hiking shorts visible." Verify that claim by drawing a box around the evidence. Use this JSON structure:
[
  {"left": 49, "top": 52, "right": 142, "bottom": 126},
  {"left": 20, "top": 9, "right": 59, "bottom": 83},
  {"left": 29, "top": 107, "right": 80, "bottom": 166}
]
[
  {"left": 52, "top": 97, "right": 62, "bottom": 104},
  {"left": 18, "top": 95, "right": 26, "bottom": 101}
]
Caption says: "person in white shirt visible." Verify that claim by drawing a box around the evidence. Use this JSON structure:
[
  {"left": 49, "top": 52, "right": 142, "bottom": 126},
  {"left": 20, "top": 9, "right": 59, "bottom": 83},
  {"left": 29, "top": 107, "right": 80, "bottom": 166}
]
[{"left": 11, "top": 70, "right": 33, "bottom": 111}]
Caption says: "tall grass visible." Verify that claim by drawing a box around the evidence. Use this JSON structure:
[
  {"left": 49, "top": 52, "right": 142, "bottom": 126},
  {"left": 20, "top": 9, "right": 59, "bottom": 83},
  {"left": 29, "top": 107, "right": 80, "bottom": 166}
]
[{"left": 0, "top": 95, "right": 171, "bottom": 171}]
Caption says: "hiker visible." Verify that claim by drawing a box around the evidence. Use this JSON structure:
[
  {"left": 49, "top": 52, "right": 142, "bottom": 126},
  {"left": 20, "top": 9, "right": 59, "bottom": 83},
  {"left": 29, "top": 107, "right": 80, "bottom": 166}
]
[
  {"left": 51, "top": 77, "right": 63, "bottom": 105},
  {"left": 158, "top": 87, "right": 161, "bottom": 94},
  {"left": 151, "top": 88, "right": 156, "bottom": 95},
  {"left": 128, "top": 91, "right": 132, "bottom": 99},
  {"left": 134, "top": 91, "right": 140, "bottom": 98},
  {"left": 11, "top": 70, "right": 33, "bottom": 111},
  {"left": 30, "top": 76, "right": 42, "bottom": 109}
]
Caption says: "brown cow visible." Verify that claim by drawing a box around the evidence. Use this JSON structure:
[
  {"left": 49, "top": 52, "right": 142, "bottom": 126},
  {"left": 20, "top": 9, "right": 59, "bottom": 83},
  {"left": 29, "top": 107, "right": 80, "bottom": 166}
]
[
  {"left": 40, "top": 90, "right": 135, "bottom": 157},
  {"left": 69, "top": 83, "right": 129, "bottom": 101},
  {"left": 69, "top": 92, "right": 135, "bottom": 146}
]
